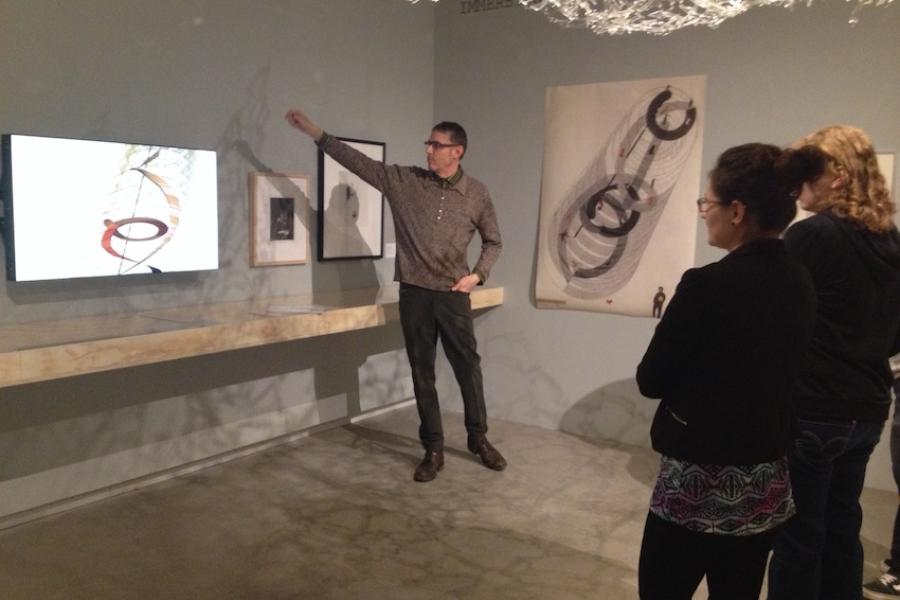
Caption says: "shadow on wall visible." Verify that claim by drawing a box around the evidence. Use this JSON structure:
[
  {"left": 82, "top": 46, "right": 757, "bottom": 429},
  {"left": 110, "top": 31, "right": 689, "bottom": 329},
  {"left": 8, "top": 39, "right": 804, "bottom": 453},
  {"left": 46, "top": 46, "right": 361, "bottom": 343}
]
[
  {"left": 558, "top": 378, "right": 660, "bottom": 487},
  {"left": 559, "top": 379, "right": 656, "bottom": 449},
  {"left": 224, "top": 66, "right": 383, "bottom": 298},
  {"left": 455, "top": 327, "right": 567, "bottom": 429},
  {"left": 0, "top": 322, "right": 410, "bottom": 486},
  {"left": 0, "top": 65, "right": 385, "bottom": 313},
  {"left": 0, "top": 67, "right": 401, "bottom": 520}
]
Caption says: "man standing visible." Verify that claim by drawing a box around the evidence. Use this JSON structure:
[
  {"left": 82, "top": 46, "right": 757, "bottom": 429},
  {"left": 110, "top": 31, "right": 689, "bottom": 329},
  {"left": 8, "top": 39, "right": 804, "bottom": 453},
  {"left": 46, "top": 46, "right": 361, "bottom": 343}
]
[
  {"left": 286, "top": 108, "right": 506, "bottom": 482},
  {"left": 652, "top": 286, "right": 666, "bottom": 318}
]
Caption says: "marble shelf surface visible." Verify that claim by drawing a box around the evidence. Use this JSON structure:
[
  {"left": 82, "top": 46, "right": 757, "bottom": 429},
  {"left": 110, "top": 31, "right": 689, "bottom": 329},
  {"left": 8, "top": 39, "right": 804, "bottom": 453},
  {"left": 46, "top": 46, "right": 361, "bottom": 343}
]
[{"left": 0, "top": 285, "right": 504, "bottom": 388}]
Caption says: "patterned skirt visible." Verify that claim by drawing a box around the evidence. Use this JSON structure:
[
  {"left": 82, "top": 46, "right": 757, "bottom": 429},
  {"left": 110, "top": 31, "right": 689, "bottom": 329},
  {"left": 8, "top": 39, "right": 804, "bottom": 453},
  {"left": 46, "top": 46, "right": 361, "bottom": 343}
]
[{"left": 649, "top": 455, "right": 794, "bottom": 536}]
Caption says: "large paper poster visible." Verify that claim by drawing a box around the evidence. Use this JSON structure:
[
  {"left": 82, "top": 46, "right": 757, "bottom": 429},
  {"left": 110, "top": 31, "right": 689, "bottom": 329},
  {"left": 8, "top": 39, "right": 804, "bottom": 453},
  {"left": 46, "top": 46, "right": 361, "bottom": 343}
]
[
  {"left": 535, "top": 75, "right": 706, "bottom": 317},
  {"left": 877, "top": 153, "right": 896, "bottom": 227}
]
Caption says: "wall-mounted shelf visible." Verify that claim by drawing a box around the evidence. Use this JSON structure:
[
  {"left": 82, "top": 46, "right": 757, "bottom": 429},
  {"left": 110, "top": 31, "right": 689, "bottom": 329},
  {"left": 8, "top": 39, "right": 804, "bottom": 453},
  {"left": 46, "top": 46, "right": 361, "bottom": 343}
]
[{"left": 0, "top": 285, "right": 504, "bottom": 388}]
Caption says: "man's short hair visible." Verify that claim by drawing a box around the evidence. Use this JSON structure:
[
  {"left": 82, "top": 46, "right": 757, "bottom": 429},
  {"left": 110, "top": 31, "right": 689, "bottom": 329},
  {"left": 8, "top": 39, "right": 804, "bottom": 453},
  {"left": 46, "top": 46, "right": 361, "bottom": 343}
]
[{"left": 433, "top": 121, "right": 467, "bottom": 158}]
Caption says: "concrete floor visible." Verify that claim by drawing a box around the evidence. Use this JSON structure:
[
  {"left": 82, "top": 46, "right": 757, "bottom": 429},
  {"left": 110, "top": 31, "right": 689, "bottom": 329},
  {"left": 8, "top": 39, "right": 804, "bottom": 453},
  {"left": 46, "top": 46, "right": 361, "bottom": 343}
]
[{"left": 0, "top": 404, "right": 894, "bottom": 599}]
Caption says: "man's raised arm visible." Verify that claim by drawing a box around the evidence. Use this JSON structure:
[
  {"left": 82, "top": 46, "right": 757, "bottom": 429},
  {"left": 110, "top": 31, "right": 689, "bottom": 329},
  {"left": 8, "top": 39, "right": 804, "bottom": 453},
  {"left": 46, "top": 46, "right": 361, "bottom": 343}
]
[{"left": 284, "top": 107, "right": 399, "bottom": 195}]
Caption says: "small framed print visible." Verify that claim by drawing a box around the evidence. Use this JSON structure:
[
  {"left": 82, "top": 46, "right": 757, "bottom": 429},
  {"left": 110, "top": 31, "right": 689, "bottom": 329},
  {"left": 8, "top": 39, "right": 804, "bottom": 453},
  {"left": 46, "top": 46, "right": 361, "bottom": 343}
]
[
  {"left": 249, "top": 172, "right": 310, "bottom": 267},
  {"left": 875, "top": 152, "right": 897, "bottom": 228},
  {"left": 317, "top": 137, "right": 385, "bottom": 260}
]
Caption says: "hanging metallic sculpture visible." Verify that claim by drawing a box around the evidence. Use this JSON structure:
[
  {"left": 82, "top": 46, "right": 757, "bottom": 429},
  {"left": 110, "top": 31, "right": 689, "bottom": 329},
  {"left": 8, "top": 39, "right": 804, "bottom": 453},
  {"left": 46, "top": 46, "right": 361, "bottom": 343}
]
[{"left": 407, "top": 0, "right": 894, "bottom": 36}]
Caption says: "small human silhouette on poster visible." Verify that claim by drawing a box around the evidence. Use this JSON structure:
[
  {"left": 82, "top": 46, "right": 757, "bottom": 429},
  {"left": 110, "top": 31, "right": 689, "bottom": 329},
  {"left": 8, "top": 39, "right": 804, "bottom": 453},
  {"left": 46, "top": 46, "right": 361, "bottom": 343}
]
[{"left": 652, "top": 286, "right": 666, "bottom": 318}]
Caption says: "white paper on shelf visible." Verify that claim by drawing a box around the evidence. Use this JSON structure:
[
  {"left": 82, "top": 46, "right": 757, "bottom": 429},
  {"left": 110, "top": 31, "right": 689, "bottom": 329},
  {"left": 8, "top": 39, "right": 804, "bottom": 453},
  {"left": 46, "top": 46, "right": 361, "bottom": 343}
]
[{"left": 257, "top": 304, "right": 328, "bottom": 316}]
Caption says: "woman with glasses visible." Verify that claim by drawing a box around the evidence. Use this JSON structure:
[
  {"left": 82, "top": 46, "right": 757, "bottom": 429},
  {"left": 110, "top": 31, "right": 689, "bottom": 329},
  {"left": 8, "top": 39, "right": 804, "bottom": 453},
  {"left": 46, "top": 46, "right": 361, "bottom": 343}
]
[
  {"left": 767, "top": 125, "right": 900, "bottom": 600},
  {"left": 636, "top": 143, "right": 825, "bottom": 600}
]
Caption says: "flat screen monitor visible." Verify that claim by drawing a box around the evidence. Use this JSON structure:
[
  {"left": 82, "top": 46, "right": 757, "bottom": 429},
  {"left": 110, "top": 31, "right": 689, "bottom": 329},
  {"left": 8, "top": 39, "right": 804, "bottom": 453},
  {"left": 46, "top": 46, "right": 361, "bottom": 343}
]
[{"left": 1, "top": 134, "right": 218, "bottom": 282}]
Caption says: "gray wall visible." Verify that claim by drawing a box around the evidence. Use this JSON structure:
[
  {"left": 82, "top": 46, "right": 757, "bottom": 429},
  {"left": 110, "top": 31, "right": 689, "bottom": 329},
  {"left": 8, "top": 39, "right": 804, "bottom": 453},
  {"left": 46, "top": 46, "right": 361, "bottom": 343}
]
[
  {"left": 0, "top": 0, "right": 436, "bottom": 519},
  {"left": 1, "top": 0, "right": 898, "bottom": 520},
  {"left": 430, "top": 1, "right": 899, "bottom": 488}
]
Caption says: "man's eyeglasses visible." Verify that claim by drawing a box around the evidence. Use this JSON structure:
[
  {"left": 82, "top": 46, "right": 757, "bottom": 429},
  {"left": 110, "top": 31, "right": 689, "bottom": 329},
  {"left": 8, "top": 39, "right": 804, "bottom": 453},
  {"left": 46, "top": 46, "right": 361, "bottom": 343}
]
[
  {"left": 424, "top": 140, "right": 460, "bottom": 150},
  {"left": 696, "top": 197, "right": 726, "bottom": 213}
]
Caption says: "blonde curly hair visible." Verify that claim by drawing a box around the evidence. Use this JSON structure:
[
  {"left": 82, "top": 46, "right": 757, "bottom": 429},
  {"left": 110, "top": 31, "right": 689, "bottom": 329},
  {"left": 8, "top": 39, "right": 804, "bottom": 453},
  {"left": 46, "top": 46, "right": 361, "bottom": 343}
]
[{"left": 799, "top": 125, "right": 895, "bottom": 233}]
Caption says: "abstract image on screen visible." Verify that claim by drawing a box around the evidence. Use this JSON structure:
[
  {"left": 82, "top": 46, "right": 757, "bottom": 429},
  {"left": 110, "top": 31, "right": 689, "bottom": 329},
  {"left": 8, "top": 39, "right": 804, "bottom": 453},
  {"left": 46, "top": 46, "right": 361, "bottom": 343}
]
[{"left": 2, "top": 134, "right": 218, "bottom": 282}]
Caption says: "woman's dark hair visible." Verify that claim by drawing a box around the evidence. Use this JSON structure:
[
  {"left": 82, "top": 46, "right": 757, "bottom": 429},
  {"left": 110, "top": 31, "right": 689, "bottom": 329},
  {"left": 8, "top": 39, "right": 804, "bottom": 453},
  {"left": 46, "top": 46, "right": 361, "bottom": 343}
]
[{"left": 710, "top": 143, "right": 828, "bottom": 232}]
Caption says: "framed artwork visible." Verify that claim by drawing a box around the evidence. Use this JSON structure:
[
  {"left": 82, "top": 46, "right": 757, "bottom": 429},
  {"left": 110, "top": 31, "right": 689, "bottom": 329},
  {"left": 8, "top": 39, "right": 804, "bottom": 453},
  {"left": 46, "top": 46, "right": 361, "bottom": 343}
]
[
  {"left": 317, "top": 137, "right": 385, "bottom": 260},
  {"left": 876, "top": 152, "right": 897, "bottom": 228},
  {"left": 249, "top": 172, "right": 310, "bottom": 267}
]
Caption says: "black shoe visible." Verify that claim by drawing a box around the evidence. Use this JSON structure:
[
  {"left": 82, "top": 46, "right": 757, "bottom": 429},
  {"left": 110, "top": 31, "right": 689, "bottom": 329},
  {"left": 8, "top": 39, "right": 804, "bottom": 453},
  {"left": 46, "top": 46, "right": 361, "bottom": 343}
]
[
  {"left": 468, "top": 438, "right": 507, "bottom": 471},
  {"left": 413, "top": 450, "right": 444, "bottom": 482},
  {"left": 863, "top": 571, "right": 900, "bottom": 599}
]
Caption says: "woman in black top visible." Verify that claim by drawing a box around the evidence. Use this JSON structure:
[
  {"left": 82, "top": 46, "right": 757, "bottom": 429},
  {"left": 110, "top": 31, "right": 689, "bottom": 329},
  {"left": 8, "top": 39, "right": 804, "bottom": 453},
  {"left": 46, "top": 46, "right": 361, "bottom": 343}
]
[
  {"left": 768, "top": 125, "right": 900, "bottom": 600},
  {"left": 637, "top": 143, "right": 823, "bottom": 600}
]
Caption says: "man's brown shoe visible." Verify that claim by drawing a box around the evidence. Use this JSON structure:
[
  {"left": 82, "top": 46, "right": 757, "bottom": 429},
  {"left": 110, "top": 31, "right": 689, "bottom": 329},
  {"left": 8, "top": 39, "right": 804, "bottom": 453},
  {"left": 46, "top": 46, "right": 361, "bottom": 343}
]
[
  {"left": 413, "top": 450, "right": 444, "bottom": 482},
  {"left": 468, "top": 438, "right": 507, "bottom": 471}
]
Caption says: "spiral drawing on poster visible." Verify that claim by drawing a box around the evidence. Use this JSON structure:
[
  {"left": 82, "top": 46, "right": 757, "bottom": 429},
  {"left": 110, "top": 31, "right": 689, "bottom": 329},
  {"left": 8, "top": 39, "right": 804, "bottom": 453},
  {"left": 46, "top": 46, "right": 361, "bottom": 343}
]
[{"left": 549, "top": 85, "right": 699, "bottom": 299}]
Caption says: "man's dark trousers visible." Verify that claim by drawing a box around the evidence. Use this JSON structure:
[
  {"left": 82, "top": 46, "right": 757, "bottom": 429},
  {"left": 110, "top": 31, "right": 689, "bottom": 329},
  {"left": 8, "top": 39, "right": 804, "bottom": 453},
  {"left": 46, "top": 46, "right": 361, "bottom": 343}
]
[{"left": 398, "top": 283, "right": 488, "bottom": 452}]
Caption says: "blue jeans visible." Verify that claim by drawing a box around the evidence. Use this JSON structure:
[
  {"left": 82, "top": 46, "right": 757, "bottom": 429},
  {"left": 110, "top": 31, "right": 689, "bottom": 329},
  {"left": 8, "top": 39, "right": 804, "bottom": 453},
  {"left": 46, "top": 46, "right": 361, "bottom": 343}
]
[
  {"left": 890, "top": 383, "right": 900, "bottom": 568},
  {"left": 768, "top": 418, "right": 884, "bottom": 600}
]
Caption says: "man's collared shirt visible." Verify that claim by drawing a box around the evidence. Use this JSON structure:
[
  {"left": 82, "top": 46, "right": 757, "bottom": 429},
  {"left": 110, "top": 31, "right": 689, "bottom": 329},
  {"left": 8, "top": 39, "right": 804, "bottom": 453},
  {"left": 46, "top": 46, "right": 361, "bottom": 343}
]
[{"left": 439, "top": 168, "right": 464, "bottom": 189}]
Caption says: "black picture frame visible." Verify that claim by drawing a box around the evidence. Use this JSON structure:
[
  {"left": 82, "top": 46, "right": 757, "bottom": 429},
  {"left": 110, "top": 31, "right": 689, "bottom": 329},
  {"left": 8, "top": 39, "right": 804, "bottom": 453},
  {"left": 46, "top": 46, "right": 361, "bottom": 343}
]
[{"left": 317, "top": 137, "right": 385, "bottom": 261}]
